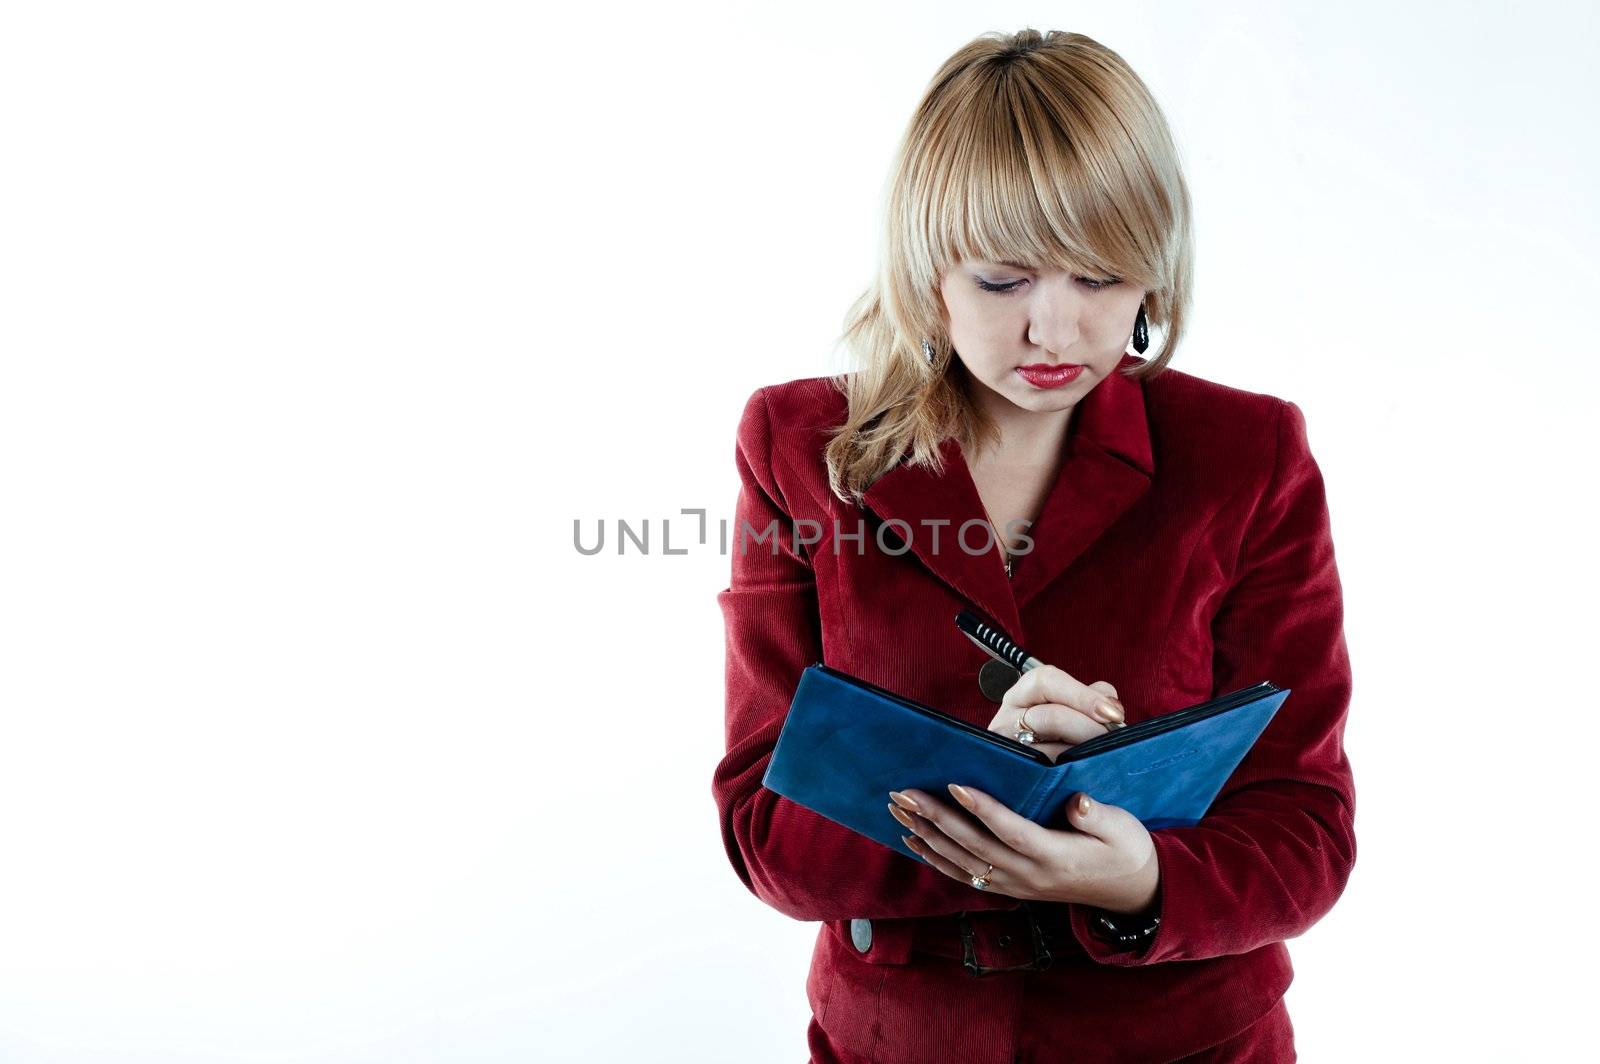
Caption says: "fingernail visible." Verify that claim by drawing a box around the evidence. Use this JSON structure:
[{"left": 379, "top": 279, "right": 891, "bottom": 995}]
[
  {"left": 888, "top": 803, "right": 916, "bottom": 829},
  {"left": 903, "top": 835, "right": 923, "bottom": 853},
  {"left": 1095, "top": 700, "right": 1124, "bottom": 723},
  {"left": 948, "top": 783, "right": 976, "bottom": 810},
  {"left": 1077, "top": 793, "right": 1093, "bottom": 816},
  {"left": 889, "top": 791, "right": 921, "bottom": 813}
]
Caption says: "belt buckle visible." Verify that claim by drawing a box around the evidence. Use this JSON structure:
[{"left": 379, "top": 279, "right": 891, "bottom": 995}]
[{"left": 957, "top": 903, "right": 1054, "bottom": 977}]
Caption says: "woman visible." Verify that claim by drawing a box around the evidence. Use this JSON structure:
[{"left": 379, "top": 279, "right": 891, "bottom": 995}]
[{"left": 711, "top": 29, "right": 1354, "bottom": 1064}]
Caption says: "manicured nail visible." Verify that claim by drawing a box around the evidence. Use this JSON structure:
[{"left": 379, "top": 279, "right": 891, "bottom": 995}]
[
  {"left": 889, "top": 791, "right": 921, "bottom": 813},
  {"left": 1077, "top": 793, "right": 1093, "bottom": 816},
  {"left": 903, "top": 835, "right": 923, "bottom": 852},
  {"left": 1095, "top": 700, "right": 1124, "bottom": 724},
  {"left": 948, "top": 783, "right": 976, "bottom": 810},
  {"left": 888, "top": 803, "right": 916, "bottom": 829}
]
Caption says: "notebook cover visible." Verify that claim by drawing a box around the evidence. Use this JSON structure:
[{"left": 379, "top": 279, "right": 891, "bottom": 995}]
[{"left": 761, "top": 663, "right": 1289, "bottom": 862}]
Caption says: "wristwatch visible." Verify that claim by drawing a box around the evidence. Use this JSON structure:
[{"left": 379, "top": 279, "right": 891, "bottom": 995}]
[{"left": 1088, "top": 902, "right": 1162, "bottom": 950}]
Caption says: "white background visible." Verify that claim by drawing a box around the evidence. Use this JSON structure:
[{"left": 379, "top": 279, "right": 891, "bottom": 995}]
[{"left": 2, "top": 2, "right": 1596, "bottom": 1061}]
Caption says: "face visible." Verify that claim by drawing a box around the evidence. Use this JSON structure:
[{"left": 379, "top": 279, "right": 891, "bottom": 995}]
[{"left": 937, "top": 257, "right": 1146, "bottom": 418}]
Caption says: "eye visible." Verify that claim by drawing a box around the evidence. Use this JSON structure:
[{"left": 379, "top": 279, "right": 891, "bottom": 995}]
[
  {"left": 1077, "top": 275, "right": 1121, "bottom": 291},
  {"left": 972, "top": 272, "right": 1122, "bottom": 295},
  {"left": 974, "top": 276, "right": 1026, "bottom": 294}
]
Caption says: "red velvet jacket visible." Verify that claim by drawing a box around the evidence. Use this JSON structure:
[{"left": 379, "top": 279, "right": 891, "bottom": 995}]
[{"left": 711, "top": 353, "right": 1356, "bottom": 1063}]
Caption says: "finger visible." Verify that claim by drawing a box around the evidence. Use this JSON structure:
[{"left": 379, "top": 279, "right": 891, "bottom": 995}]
[
  {"left": 901, "top": 832, "right": 996, "bottom": 889},
  {"left": 1034, "top": 740, "right": 1073, "bottom": 763},
  {"left": 1064, "top": 791, "right": 1142, "bottom": 844},
  {"left": 1003, "top": 665, "right": 1125, "bottom": 727},
  {"left": 984, "top": 703, "right": 1081, "bottom": 755},
  {"left": 918, "top": 784, "right": 1054, "bottom": 866},
  {"left": 890, "top": 792, "right": 993, "bottom": 876},
  {"left": 910, "top": 791, "right": 1017, "bottom": 876},
  {"left": 1006, "top": 701, "right": 1108, "bottom": 746},
  {"left": 1004, "top": 664, "right": 1126, "bottom": 722}
]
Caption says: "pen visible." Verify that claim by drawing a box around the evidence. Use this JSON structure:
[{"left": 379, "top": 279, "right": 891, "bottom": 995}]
[{"left": 954, "top": 608, "right": 1127, "bottom": 730}]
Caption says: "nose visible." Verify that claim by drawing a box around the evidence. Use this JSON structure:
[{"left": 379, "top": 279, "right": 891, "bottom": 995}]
[{"left": 1025, "top": 274, "right": 1086, "bottom": 354}]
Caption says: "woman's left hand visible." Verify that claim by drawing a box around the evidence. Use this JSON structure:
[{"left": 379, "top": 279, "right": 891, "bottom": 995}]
[{"left": 887, "top": 785, "right": 1161, "bottom": 913}]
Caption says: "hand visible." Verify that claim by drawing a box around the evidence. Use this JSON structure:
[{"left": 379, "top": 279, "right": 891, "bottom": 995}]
[
  {"left": 885, "top": 664, "right": 1155, "bottom": 912},
  {"left": 887, "top": 784, "right": 1161, "bottom": 913},
  {"left": 990, "top": 664, "right": 1126, "bottom": 763}
]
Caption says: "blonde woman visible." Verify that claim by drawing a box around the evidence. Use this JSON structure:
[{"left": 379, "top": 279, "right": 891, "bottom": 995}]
[{"left": 713, "top": 29, "right": 1354, "bottom": 1063}]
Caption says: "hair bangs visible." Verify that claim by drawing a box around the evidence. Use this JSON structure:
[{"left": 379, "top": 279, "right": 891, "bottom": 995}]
[{"left": 925, "top": 71, "right": 1154, "bottom": 287}]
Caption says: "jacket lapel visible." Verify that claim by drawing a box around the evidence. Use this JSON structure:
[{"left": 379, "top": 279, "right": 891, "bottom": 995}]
[
  {"left": 1010, "top": 353, "right": 1155, "bottom": 608},
  {"left": 860, "top": 353, "right": 1155, "bottom": 632},
  {"left": 861, "top": 432, "right": 1021, "bottom": 637}
]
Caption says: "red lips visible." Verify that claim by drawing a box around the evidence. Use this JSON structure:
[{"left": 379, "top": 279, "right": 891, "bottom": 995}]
[{"left": 1015, "top": 364, "right": 1085, "bottom": 389}]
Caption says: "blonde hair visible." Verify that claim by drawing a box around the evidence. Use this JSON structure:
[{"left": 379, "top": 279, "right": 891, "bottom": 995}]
[{"left": 824, "top": 29, "right": 1194, "bottom": 505}]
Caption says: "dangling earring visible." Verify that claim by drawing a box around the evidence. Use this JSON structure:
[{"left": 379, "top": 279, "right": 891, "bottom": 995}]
[
  {"left": 922, "top": 338, "right": 937, "bottom": 365},
  {"left": 1131, "top": 303, "right": 1149, "bottom": 354}
]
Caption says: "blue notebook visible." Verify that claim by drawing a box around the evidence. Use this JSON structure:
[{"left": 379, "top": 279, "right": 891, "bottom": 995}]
[{"left": 762, "top": 663, "right": 1289, "bottom": 862}]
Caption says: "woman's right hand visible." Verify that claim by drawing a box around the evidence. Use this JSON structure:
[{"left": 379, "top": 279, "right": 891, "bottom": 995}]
[{"left": 985, "top": 665, "right": 1126, "bottom": 763}]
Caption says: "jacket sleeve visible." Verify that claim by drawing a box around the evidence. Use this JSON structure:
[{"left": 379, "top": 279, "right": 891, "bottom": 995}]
[
  {"left": 1067, "top": 399, "right": 1357, "bottom": 964},
  {"left": 711, "top": 386, "right": 1024, "bottom": 922}
]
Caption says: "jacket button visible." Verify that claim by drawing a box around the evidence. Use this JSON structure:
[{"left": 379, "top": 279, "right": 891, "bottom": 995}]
[
  {"left": 850, "top": 918, "right": 873, "bottom": 953},
  {"left": 997, "top": 934, "right": 1012, "bottom": 947}
]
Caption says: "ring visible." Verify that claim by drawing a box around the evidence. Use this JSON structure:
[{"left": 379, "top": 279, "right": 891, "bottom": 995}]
[
  {"left": 1014, "top": 706, "right": 1036, "bottom": 744},
  {"left": 970, "top": 863, "right": 995, "bottom": 890}
]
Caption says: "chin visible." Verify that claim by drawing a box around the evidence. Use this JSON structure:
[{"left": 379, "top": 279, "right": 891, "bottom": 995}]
[{"left": 1005, "top": 386, "right": 1078, "bottom": 411}]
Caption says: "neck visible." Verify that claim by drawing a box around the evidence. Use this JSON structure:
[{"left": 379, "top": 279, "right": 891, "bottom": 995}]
[{"left": 964, "top": 380, "right": 1077, "bottom": 469}]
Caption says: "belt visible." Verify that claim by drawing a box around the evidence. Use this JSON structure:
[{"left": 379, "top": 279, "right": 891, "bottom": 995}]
[{"left": 908, "top": 901, "right": 1075, "bottom": 977}]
